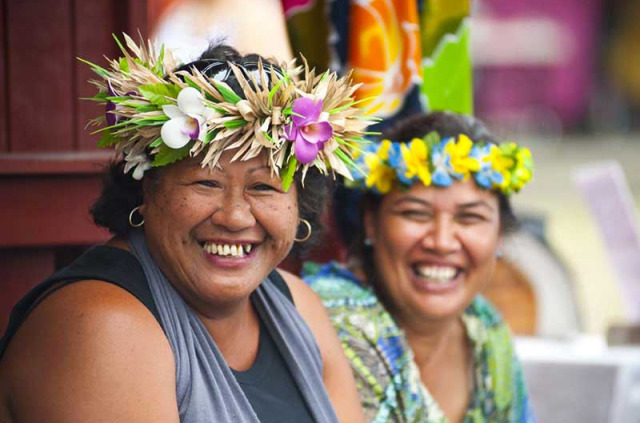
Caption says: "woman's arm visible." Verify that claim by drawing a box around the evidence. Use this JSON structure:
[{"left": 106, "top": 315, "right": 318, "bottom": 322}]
[
  {"left": 278, "top": 269, "right": 366, "bottom": 423},
  {"left": 0, "top": 281, "right": 178, "bottom": 423}
]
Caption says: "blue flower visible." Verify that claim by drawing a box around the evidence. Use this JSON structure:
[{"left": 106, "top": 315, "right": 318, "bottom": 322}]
[
  {"left": 430, "top": 138, "right": 455, "bottom": 186},
  {"left": 470, "top": 144, "right": 504, "bottom": 189},
  {"left": 387, "top": 142, "right": 412, "bottom": 185}
]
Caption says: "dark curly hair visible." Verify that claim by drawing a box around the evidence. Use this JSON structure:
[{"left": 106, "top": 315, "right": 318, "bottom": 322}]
[
  {"left": 344, "top": 111, "right": 518, "bottom": 312},
  {"left": 90, "top": 43, "right": 332, "bottom": 254}
]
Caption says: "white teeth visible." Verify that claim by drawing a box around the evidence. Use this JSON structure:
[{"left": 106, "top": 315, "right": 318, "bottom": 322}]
[
  {"left": 203, "top": 242, "right": 254, "bottom": 258},
  {"left": 416, "top": 266, "right": 457, "bottom": 283}
]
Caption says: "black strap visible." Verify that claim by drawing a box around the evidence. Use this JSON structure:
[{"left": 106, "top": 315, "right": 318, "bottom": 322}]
[{"left": 267, "top": 268, "right": 294, "bottom": 304}]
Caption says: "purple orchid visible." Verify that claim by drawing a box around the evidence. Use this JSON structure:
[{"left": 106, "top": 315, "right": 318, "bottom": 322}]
[{"left": 284, "top": 97, "right": 333, "bottom": 164}]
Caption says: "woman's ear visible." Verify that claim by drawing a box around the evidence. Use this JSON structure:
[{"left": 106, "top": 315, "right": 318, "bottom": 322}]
[
  {"left": 496, "top": 235, "right": 504, "bottom": 258},
  {"left": 363, "top": 209, "right": 376, "bottom": 246}
]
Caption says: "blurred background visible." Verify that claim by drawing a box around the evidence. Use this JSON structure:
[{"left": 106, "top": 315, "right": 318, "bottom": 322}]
[{"left": 1, "top": 0, "right": 640, "bottom": 418}]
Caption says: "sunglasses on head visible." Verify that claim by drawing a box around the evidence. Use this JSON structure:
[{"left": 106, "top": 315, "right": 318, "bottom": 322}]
[{"left": 172, "top": 59, "right": 284, "bottom": 87}]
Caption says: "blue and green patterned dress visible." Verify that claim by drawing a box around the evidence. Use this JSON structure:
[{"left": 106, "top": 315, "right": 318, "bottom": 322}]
[{"left": 304, "top": 261, "right": 536, "bottom": 423}]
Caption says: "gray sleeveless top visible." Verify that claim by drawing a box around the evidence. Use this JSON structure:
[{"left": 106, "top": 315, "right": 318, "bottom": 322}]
[{"left": 128, "top": 231, "right": 339, "bottom": 423}]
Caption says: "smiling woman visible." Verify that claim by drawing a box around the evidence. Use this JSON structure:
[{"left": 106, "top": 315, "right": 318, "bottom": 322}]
[
  {"left": 0, "top": 37, "right": 371, "bottom": 423},
  {"left": 304, "top": 111, "right": 536, "bottom": 423}
]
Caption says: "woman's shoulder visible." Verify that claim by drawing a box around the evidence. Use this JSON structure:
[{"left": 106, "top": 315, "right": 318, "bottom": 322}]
[
  {"left": 302, "top": 262, "right": 403, "bottom": 348},
  {"left": 3, "top": 279, "right": 169, "bottom": 363},
  {"left": 0, "top": 279, "right": 176, "bottom": 421},
  {"left": 302, "top": 261, "right": 378, "bottom": 307}
]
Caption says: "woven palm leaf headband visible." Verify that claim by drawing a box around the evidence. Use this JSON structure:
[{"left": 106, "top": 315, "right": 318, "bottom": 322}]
[
  {"left": 350, "top": 131, "right": 534, "bottom": 195},
  {"left": 83, "top": 34, "right": 375, "bottom": 190}
]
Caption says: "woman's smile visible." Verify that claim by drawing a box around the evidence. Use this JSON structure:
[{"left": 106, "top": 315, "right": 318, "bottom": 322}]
[{"left": 200, "top": 239, "right": 260, "bottom": 268}]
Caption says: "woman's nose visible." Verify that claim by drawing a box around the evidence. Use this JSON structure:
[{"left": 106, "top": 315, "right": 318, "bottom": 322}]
[
  {"left": 210, "top": 189, "right": 256, "bottom": 231},
  {"left": 421, "top": 217, "right": 460, "bottom": 254}
]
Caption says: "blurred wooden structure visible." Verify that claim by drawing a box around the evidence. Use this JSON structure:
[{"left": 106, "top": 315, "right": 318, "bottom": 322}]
[
  {"left": 0, "top": 0, "right": 149, "bottom": 331},
  {"left": 0, "top": 0, "right": 539, "bottom": 338}
]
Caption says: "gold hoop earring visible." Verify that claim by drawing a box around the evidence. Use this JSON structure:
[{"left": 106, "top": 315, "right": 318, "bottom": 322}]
[
  {"left": 294, "top": 218, "right": 312, "bottom": 242},
  {"left": 129, "top": 206, "right": 145, "bottom": 228}
]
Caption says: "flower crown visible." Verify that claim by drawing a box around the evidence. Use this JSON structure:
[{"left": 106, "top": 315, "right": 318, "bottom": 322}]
[
  {"left": 83, "top": 35, "right": 374, "bottom": 190},
  {"left": 349, "top": 131, "right": 533, "bottom": 195}
]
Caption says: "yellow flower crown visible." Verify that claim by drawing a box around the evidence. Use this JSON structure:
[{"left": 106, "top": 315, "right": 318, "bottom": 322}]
[
  {"left": 350, "top": 131, "right": 533, "bottom": 195},
  {"left": 82, "top": 34, "right": 375, "bottom": 190}
]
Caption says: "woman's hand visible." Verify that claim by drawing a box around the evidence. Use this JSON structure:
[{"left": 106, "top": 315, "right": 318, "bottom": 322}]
[{"left": 278, "top": 269, "right": 366, "bottom": 423}]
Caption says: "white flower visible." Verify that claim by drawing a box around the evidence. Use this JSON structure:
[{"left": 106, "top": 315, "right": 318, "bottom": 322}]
[
  {"left": 124, "top": 152, "right": 152, "bottom": 180},
  {"left": 160, "top": 87, "right": 217, "bottom": 149}
]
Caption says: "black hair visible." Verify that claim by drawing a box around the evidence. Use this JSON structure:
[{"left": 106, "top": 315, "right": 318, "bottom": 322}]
[
  {"left": 91, "top": 43, "right": 331, "bottom": 253},
  {"left": 346, "top": 111, "right": 518, "bottom": 313}
]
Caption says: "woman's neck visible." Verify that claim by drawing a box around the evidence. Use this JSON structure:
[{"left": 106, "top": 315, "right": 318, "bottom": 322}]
[
  {"left": 198, "top": 298, "right": 261, "bottom": 371},
  {"left": 402, "top": 315, "right": 473, "bottom": 423},
  {"left": 400, "top": 316, "right": 465, "bottom": 368}
]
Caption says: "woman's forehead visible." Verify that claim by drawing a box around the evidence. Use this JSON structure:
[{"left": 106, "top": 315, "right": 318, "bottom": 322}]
[{"left": 387, "top": 180, "right": 498, "bottom": 207}]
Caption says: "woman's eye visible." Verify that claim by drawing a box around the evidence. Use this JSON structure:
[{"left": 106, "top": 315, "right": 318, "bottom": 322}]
[
  {"left": 252, "top": 183, "right": 277, "bottom": 192},
  {"left": 457, "top": 213, "right": 485, "bottom": 223},
  {"left": 399, "top": 209, "right": 431, "bottom": 220},
  {"left": 196, "top": 180, "right": 220, "bottom": 188}
]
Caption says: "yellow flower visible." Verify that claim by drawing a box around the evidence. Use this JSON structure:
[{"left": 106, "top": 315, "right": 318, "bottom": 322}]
[
  {"left": 378, "top": 139, "right": 393, "bottom": 160},
  {"left": 488, "top": 144, "right": 515, "bottom": 190},
  {"left": 365, "top": 153, "right": 395, "bottom": 194},
  {"left": 401, "top": 138, "right": 431, "bottom": 186},
  {"left": 510, "top": 147, "right": 533, "bottom": 192},
  {"left": 445, "top": 134, "right": 480, "bottom": 180}
]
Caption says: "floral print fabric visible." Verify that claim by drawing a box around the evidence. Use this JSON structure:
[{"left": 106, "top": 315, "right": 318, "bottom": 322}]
[{"left": 304, "top": 261, "right": 536, "bottom": 423}]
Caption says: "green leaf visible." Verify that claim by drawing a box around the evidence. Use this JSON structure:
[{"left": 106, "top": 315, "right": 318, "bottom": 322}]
[
  {"left": 149, "top": 137, "right": 163, "bottom": 148},
  {"left": 112, "top": 34, "right": 127, "bottom": 56},
  {"left": 98, "top": 131, "right": 119, "bottom": 147},
  {"left": 77, "top": 57, "right": 109, "bottom": 78},
  {"left": 282, "top": 156, "right": 298, "bottom": 192},
  {"left": 152, "top": 140, "right": 194, "bottom": 167},
  {"left": 119, "top": 57, "right": 130, "bottom": 73},
  {"left": 131, "top": 118, "right": 167, "bottom": 126},
  {"left": 223, "top": 119, "right": 247, "bottom": 129},
  {"left": 138, "top": 83, "right": 181, "bottom": 106},
  {"left": 333, "top": 136, "right": 358, "bottom": 150},
  {"left": 213, "top": 80, "right": 242, "bottom": 104},
  {"left": 267, "top": 78, "right": 285, "bottom": 107},
  {"left": 335, "top": 148, "right": 365, "bottom": 176},
  {"left": 329, "top": 97, "right": 371, "bottom": 113},
  {"left": 90, "top": 120, "right": 127, "bottom": 134},
  {"left": 135, "top": 105, "right": 159, "bottom": 113},
  {"left": 183, "top": 76, "right": 200, "bottom": 91},
  {"left": 80, "top": 94, "right": 108, "bottom": 102},
  {"left": 204, "top": 130, "right": 218, "bottom": 144},
  {"left": 262, "top": 131, "right": 276, "bottom": 145},
  {"left": 154, "top": 44, "right": 166, "bottom": 77}
]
